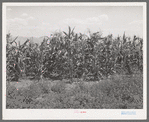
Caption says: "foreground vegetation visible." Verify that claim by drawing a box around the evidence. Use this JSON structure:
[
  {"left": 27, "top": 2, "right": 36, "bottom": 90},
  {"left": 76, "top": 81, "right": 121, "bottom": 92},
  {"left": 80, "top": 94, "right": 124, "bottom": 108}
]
[
  {"left": 7, "top": 73, "right": 143, "bottom": 109},
  {"left": 6, "top": 27, "right": 143, "bottom": 109}
]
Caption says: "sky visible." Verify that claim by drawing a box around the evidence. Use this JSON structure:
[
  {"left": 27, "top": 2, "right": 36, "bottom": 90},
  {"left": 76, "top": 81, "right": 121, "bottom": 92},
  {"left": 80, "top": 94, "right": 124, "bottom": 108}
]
[{"left": 6, "top": 6, "right": 143, "bottom": 38}]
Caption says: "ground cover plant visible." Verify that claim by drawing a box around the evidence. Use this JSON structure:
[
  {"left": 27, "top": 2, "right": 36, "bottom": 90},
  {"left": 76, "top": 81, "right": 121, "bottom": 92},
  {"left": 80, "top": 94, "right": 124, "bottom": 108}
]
[{"left": 6, "top": 27, "right": 143, "bottom": 109}]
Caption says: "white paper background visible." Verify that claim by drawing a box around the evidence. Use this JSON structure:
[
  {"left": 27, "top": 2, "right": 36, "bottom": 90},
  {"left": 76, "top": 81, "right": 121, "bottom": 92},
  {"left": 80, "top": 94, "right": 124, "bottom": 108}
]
[{"left": 2, "top": 2, "right": 147, "bottom": 120}]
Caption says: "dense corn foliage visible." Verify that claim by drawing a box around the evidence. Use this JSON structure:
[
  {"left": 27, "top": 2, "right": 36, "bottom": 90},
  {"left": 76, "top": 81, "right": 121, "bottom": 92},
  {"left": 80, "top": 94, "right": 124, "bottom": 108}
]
[{"left": 6, "top": 27, "right": 143, "bottom": 82}]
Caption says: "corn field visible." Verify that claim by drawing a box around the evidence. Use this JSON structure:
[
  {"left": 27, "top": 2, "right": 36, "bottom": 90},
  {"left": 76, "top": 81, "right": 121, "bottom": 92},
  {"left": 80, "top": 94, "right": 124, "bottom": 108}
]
[{"left": 6, "top": 27, "right": 143, "bottom": 82}]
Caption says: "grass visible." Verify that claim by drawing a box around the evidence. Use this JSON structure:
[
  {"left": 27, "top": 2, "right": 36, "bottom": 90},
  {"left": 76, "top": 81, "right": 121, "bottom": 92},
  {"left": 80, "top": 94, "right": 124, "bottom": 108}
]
[{"left": 6, "top": 73, "right": 143, "bottom": 109}]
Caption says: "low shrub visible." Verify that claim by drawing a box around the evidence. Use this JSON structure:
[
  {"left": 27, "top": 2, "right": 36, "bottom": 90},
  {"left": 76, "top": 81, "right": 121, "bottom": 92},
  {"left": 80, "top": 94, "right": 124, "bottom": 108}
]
[
  {"left": 51, "top": 81, "right": 66, "bottom": 93},
  {"left": 38, "top": 81, "right": 51, "bottom": 94},
  {"left": 52, "top": 92, "right": 95, "bottom": 109},
  {"left": 6, "top": 80, "right": 51, "bottom": 109},
  {"left": 6, "top": 85, "right": 35, "bottom": 109},
  {"left": 71, "top": 93, "right": 95, "bottom": 109},
  {"left": 6, "top": 85, "right": 18, "bottom": 99}
]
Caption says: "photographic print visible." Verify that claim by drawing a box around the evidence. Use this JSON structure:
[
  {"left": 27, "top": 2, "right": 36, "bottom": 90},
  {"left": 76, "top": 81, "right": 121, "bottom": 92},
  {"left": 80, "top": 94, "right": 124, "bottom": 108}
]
[{"left": 2, "top": 2, "right": 147, "bottom": 120}]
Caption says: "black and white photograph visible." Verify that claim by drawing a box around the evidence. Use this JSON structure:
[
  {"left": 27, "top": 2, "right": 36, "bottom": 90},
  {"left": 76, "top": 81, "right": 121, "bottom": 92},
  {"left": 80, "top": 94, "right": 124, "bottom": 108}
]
[{"left": 2, "top": 2, "right": 147, "bottom": 120}]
